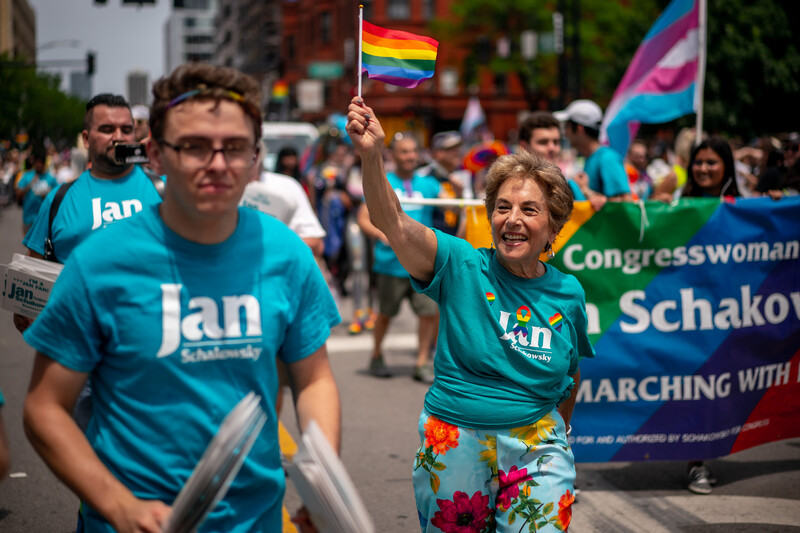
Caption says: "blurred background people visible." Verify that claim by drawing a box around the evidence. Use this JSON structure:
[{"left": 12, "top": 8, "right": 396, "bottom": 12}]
[
  {"left": 357, "top": 132, "right": 440, "bottom": 383},
  {"left": 556, "top": 99, "right": 633, "bottom": 203},
  {"left": 131, "top": 104, "right": 151, "bottom": 142},
  {"left": 15, "top": 149, "right": 57, "bottom": 235}
]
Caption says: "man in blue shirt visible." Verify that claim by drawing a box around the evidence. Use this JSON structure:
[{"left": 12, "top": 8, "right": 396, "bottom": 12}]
[
  {"left": 23, "top": 64, "right": 341, "bottom": 533},
  {"left": 555, "top": 99, "right": 633, "bottom": 203},
  {"left": 15, "top": 149, "right": 58, "bottom": 235},
  {"left": 357, "top": 132, "right": 441, "bottom": 383},
  {"left": 14, "top": 94, "right": 163, "bottom": 334}
]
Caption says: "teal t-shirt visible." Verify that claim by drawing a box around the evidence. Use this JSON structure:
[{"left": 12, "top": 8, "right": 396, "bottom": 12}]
[
  {"left": 584, "top": 145, "right": 631, "bottom": 198},
  {"left": 568, "top": 180, "right": 585, "bottom": 201},
  {"left": 24, "top": 205, "right": 340, "bottom": 532},
  {"left": 411, "top": 231, "right": 595, "bottom": 429},
  {"left": 23, "top": 166, "right": 162, "bottom": 262},
  {"left": 373, "top": 171, "right": 440, "bottom": 277},
  {"left": 17, "top": 170, "right": 58, "bottom": 225}
]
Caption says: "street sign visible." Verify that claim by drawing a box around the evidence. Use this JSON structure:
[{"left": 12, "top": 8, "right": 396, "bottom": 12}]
[
  {"left": 308, "top": 62, "right": 343, "bottom": 80},
  {"left": 297, "top": 79, "right": 324, "bottom": 112}
]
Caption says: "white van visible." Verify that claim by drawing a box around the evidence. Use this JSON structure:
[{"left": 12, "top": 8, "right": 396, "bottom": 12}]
[{"left": 261, "top": 122, "right": 319, "bottom": 173}]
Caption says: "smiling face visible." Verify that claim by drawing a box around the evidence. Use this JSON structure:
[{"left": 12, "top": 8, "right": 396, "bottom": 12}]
[
  {"left": 526, "top": 127, "right": 561, "bottom": 163},
  {"left": 490, "top": 175, "right": 557, "bottom": 278},
  {"left": 392, "top": 137, "right": 419, "bottom": 178},
  {"left": 691, "top": 147, "right": 726, "bottom": 194},
  {"left": 148, "top": 98, "right": 259, "bottom": 242}
]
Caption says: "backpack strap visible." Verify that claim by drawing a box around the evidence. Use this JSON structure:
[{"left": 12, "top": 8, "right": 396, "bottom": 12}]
[
  {"left": 43, "top": 180, "right": 75, "bottom": 263},
  {"left": 143, "top": 167, "right": 166, "bottom": 197},
  {"left": 42, "top": 167, "right": 163, "bottom": 263}
]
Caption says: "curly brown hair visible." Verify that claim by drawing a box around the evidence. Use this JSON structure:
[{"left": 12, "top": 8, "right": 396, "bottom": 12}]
[
  {"left": 149, "top": 63, "right": 262, "bottom": 142},
  {"left": 484, "top": 150, "right": 574, "bottom": 235}
]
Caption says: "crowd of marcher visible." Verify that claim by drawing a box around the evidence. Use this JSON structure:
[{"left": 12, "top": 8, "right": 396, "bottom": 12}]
[{"left": 0, "top": 60, "right": 797, "bottom": 532}]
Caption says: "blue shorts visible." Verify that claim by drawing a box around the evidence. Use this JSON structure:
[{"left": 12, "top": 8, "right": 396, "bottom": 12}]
[{"left": 413, "top": 408, "right": 575, "bottom": 532}]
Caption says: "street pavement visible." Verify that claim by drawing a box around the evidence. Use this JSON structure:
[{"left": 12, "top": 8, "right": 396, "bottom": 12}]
[{"left": 0, "top": 204, "right": 799, "bottom": 532}]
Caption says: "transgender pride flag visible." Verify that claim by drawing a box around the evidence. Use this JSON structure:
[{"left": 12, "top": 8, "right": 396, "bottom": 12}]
[{"left": 601, "top": 0, "right": 706, "bottom": 157}]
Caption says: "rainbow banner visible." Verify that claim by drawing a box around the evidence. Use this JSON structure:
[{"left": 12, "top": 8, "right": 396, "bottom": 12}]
[
  {"left": 361, "top": 20, "right": 438, "bottom": 89},
  {"left": 465, "top": 197, "right": 800, "bottom": 461}
]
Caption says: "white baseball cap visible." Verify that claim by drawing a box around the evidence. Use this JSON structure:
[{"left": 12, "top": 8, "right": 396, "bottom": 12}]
[
  {"left": 131, "top": 105, "right": 150, "bottom": 121},
  {"left": 553, "top": 99, "right": 603, "bottom": 129}
]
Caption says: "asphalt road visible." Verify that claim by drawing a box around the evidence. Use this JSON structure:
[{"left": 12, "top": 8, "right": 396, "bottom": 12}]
[{"left": 1, "top": 204, "right": 798, "bottom": 532}]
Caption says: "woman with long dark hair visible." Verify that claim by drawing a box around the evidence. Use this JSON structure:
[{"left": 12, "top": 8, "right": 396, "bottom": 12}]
[{"left": 682, "top": 137, "right": 740, "bottom": 198}]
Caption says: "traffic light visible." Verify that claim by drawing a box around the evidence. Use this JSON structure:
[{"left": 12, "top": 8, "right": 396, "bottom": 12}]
[{"left": 86, "top": 52, "right": 96, "bottom": 76}]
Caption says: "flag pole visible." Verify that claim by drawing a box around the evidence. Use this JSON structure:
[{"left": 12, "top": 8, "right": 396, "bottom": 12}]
[
  {"left": 357, "top": 5, "right": 364, "bottom": 98},
  {"left": 694, "top": 0, "right": 707, "bottom": 145}
]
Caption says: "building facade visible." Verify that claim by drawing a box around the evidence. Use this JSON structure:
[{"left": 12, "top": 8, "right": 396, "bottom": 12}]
[
  {"left": 0, "top": 0, "right": 35, "bottom": 60},
  {"left": 127, "top": 70, "right": 149, "bottom": 106},
  {"left": 279, "top": 0, "right": 531, "bottom": 145},
  {"left": 164, "top": 0, "right": 218, "bottom": 75},
  {"left": 214, "top": 0, "right": 282, "bottom": 111},
  {"left": 70, "top": 71, "right": 92, "bottom": 102}
]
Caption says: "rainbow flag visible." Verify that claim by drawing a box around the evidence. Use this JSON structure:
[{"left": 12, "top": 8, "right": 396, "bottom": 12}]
[{"left": 361, "top": 20, "right": 438, "bottom": 89}]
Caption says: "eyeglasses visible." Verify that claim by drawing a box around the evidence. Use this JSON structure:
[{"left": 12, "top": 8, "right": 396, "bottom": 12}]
[{"left": 158, "top": 138, "right": 258, "bottom": 170}]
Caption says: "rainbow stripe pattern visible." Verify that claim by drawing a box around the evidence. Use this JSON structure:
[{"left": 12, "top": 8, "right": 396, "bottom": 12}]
[
  {"left": 361, "top": 20, "right": 438, "bottom": 89},
  {"left": 549, "top": 313, "right": 563, "bottom": 332}
]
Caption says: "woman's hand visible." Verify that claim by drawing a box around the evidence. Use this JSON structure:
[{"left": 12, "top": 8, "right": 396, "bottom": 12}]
[{"left": 346, "top": 98, "right": 385, "bottom": 157}]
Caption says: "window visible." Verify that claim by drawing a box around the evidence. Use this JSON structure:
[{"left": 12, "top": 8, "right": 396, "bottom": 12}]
[
  {"left": 320, "top": 11, "right": 332, "bottom": 44},
  {"left": 186, "top": 52, "right": 212, "bottom": 62},
  {"left": 184, "top": 17, "right": 196, "bottom": 28},
  {"left": 387, "top": 0, "right": 410, "bottom": 20},
  {"left": 361, "top": 0, "right": 373, "bottom": 20},
  {"left": 494, "top": 73, "right": 508, "bottom": 96},
  {"left": 439, "top": 68, "right": 459, "bottom": 96},
  {"left": 185, "top": 35, "right": 215, "bottom": 45},
  {"left": 422, "top": 0, "right": 435, "bottom": 19}
]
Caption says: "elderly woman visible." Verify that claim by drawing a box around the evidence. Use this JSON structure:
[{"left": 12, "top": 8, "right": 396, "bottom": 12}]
[{"left": 347, "top": 98, "right": 594, "bottom": 532}]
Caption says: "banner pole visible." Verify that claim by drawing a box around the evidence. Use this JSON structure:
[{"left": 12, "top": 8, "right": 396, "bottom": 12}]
[
  {"left": 357, "top": 5, "right": 364, "bottom": 98},
  {"left": 694, "top": 0, "right": 707, "bottom": 145}
]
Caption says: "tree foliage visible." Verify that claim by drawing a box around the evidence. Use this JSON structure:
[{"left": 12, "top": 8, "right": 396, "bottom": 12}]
[
  {"left": 0, "top": 54, "right": 86, "bottom": 150},
  {"left": 439, "top": 0, "right": 661, "bottom": 106},
  {"left": 703, "top": 0, "right": 800, "bottom": 137}
]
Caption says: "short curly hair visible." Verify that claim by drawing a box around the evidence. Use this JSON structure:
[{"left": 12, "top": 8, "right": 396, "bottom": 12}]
[
  {"left": 149, "top": 63, "right": 262, "bottom": 142},
  {"left": 484, "top": 150, "right": 574, "bottom": 235}
]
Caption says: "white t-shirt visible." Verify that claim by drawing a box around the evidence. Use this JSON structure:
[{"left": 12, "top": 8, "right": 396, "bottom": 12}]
[{"left": 240, "top": 171, "right": 326, "bottom": 239}]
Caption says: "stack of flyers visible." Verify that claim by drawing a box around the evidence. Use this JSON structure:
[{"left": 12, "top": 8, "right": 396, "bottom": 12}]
[
  {"left": 286, "top": 420, "right": 375, "bottom": 533},
  {"left": 2, "top": 253, "right": 63, "bottom": 318},
  {"left": 164, "top": 392, "right": 267, "bottom": 533}
]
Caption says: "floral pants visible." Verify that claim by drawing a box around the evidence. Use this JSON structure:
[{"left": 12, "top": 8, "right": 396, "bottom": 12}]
[{"left": 412, "top": 408, "right": 575, "bottom": 532}]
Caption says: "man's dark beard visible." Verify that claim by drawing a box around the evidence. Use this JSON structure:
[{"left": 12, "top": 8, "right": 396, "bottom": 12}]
[{"left": 94, "top": 150, "right": 129, "bottom": 174}]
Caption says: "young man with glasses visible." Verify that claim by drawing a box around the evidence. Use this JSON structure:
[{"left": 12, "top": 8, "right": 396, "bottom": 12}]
[{"left": 23, "top": 64, "right": 341, "bottom": 532}]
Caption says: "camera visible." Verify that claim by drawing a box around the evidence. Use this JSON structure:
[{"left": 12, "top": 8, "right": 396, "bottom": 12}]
[{"left": 114, "top": 143, "right": 149, "bottom": 164}]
